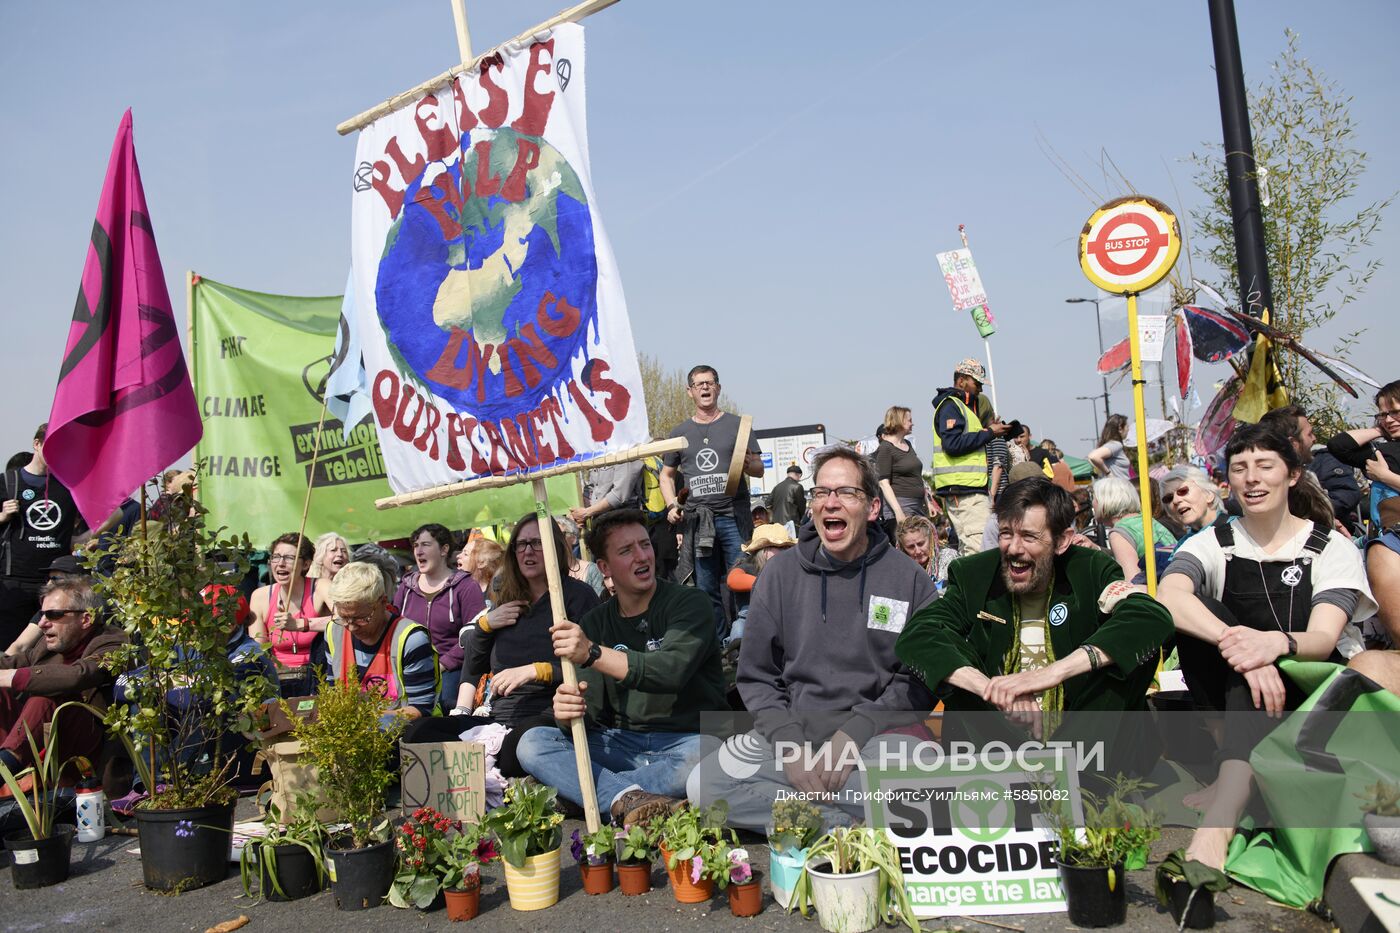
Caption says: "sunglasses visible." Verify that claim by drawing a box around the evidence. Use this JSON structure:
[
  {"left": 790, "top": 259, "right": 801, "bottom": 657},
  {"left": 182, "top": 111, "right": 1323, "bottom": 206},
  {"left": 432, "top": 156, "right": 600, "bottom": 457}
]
[{"left": 39, "top": 608, "right": 85, "bottom": 622}]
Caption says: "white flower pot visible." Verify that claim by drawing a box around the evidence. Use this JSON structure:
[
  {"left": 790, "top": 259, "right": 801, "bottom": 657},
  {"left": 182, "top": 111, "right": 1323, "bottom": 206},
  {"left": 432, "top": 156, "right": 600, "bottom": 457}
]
[{"left": 806, "top": 861, "right": 880, "bottom": 933}]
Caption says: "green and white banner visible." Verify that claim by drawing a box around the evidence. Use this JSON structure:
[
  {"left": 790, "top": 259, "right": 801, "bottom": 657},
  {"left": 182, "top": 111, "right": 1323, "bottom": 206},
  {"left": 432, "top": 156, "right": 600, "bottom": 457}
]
[{"left": 191, "top": 276, "right": 577, "bottom": 547}]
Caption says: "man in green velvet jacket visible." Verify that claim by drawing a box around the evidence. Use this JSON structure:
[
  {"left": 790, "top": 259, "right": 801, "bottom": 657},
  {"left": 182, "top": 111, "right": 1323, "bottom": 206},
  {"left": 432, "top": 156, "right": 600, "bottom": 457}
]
[{"left": 896, "top": 478, "right": 1172, "bottom": 722}]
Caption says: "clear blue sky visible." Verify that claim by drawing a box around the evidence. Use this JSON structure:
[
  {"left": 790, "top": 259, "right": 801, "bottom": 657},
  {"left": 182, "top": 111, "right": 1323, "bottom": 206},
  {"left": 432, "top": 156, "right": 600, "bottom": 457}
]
[{"left": 2, "top": 0, "right": 1396, "bottom": 463}]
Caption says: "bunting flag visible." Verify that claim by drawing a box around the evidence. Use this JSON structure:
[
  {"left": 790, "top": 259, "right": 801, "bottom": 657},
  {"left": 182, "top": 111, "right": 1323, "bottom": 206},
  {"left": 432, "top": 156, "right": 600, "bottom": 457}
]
[
  {"left": 1180, "top": 304, "right": 1251, "bottom": 363},
  {"left": 1175, "top": 308, "right": 1193, "bottom": 398},
  {"left": 45, "top": 110, "right": 201, "bottom": 528},
  {"left": 1232, "top": 330, "right": 1290, "bottom": 425}
]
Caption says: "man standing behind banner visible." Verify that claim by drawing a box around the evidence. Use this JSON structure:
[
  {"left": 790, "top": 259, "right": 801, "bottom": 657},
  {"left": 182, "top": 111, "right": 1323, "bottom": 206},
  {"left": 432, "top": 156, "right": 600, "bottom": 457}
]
[
  {"left": 661, "top": 365, "right": 763, "bottom": 634},
  {"left": 931, "top": 359, "right": 1010, "bottom": 554}
]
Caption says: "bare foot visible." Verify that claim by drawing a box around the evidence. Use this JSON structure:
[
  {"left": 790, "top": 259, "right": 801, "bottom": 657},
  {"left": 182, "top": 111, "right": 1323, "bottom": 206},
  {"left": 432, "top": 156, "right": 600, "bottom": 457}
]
[
  {"left": 1184, "top": 827, "right": 1232, "bottom": 872},
  {"left": 1182, "top": 780, "right": 1218, "bottom": 811}
]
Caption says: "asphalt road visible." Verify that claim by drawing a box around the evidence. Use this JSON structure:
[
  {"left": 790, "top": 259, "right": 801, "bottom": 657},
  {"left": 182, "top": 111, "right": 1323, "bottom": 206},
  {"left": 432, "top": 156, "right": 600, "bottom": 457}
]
[{"left": 1, "top": 801, "right": 1328, "bottom": 933}]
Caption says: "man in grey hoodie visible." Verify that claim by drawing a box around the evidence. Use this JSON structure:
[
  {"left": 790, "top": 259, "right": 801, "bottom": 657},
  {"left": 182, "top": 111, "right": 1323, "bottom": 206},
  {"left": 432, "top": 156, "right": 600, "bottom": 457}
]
[{"left": 687, "top": 446, "right": 938, "bottom": 830}]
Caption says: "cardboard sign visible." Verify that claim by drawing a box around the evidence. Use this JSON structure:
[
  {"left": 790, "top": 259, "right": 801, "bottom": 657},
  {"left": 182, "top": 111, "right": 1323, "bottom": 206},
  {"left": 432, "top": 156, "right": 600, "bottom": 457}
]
[
  {"left": 400, "top": 741, "right": 486, "bottom": 823},
  {"left": 258, "top": 739, "right": 339, "bottom": 824}
]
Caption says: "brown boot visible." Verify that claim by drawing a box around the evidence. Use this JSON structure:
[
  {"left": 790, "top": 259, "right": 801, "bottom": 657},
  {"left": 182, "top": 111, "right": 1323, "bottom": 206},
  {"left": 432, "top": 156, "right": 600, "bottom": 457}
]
[{"left": 610, "top": 789, "right": 682, "bottom": 826}]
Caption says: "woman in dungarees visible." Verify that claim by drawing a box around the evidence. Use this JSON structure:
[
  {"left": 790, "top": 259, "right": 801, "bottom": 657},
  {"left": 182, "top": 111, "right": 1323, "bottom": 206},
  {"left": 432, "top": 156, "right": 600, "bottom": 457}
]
[
  {"left": 249, "top": 532, "right": 332, "bottom": 696},
  {"left": 1159, "top": 424, "right": 1376, "bottom": 869}
]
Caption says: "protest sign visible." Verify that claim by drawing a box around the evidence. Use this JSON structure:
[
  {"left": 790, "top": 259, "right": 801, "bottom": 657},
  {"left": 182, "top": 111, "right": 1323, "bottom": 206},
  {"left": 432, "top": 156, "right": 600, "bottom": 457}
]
[
  {"left": 1137, "top": 314, "right": 1167, "bottom": 362},
  {"left": 400, "top": 741, "right": 486, "bottom": 823},
  {"left": 350, "top": 23, "right": 648, "bottom": 494},
  {"left": 191, "top": 276, "right": 577, "bottom": 545},
  {"left": 935, "top": 247, "right": 997, "bottom": 338},
  {"left": 867, "top": 749, "right": 1083, "bottom": 917}
]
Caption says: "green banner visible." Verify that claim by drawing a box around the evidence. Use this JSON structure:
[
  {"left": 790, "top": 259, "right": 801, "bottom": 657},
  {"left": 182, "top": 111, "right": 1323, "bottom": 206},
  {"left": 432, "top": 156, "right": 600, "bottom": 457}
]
[{"left": 191, "top": 276, "right": 578, "bottom": 547}]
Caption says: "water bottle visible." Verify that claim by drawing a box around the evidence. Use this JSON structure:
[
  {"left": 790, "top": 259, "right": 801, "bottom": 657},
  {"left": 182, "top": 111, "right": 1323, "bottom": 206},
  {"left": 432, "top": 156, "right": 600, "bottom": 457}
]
[{"left": 75, "top": 780, "right": 105, "bottom": 842}]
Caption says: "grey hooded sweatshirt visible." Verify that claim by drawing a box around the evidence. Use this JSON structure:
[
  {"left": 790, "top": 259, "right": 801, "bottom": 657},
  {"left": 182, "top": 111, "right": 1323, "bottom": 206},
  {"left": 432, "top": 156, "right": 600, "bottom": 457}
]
[{"left": 737, "top": 521, "right": 938, "bottom": 749}]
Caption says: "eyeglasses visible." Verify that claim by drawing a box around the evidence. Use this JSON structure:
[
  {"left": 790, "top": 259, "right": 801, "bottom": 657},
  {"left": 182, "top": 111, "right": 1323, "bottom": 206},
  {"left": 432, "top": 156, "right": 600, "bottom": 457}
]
[
  {"left": 1374, "top": 410, "right": 1400, "bottom": 423},
  {"left": 39, "top": 608, "right": 84, "bottom": 622},
  {"left": 269, "top": 554, "right": 298, "bottom": 564},
  {"left": 1161, "top": 485, "right": 1192, "bottom": 505},
  {"left": 689, "top": 380, "right": 718, "bottom": 390},
  {"left": 514, "top": 538, "right": 544, "bottom": 553},
  {"left": 334, "top": 610, "right": 376, "bottom": 626},
  {"left": 810, "top": 486, "right": 866, "bottom": 504}
]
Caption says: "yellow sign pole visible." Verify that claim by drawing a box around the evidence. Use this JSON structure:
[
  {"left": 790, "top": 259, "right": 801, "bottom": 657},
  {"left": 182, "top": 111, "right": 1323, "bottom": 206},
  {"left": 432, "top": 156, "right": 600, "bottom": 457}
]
[{"left": 1124, "top": 293, "right": 1158, "bottom": 595}]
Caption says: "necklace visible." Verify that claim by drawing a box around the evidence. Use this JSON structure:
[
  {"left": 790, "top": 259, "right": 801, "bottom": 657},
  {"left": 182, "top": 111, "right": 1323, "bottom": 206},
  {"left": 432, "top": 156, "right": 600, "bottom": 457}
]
[{"left": 1253, "top": 527, "right": 1302, "bottom": 632}]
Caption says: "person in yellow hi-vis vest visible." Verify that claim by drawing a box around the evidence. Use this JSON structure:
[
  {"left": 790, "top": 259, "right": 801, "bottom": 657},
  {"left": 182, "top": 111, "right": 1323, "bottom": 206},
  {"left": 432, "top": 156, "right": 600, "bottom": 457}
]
[{"left": 930, "top": 358, "right": 1012, "bottom": 555}]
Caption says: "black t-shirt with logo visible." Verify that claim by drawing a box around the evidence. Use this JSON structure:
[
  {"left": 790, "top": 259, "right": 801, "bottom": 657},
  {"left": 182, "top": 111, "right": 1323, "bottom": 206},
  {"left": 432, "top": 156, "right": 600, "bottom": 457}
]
[
  {"left": 3, "top": 469, "right": 81, "bottom": 583},
  {"left": 664, "top": 413, "right": 760, "bottom": 517}
]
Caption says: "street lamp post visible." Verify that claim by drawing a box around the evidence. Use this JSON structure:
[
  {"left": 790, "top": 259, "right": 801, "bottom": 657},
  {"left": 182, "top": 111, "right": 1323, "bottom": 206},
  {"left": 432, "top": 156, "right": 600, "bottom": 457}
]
[
  {"left": 1075, "top": 395, "right": 1102, "bottom": 442},
  {"left": 1067, "top": 297, "right": 1111, "bottom": 423}
]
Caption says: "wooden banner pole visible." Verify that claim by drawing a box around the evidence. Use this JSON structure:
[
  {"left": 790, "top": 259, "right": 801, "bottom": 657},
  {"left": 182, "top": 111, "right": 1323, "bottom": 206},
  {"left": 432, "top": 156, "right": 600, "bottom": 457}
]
[
  {"left": 283, "top": 398, "right": 329, "bottom": 618},
  {"left": 449, "top": 0, "right": 474, "bottom": 63},
  {"left": 532, "top": 476, "right": 601, "bottom": 832}
]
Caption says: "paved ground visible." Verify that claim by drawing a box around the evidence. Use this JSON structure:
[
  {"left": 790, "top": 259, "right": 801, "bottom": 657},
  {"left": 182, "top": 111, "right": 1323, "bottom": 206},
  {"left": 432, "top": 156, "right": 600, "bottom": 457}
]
[{"left": 1, "top": 799, "right": 1329, "bottom": 933}]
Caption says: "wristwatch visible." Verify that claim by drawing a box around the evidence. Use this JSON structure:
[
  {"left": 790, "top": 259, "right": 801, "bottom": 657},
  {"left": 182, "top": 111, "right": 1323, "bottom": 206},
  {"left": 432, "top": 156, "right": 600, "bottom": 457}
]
[
  {"left": 580, "top": 642, "right": 602, "bottom": 669},
  {"left": 1282, "top": 632, "right": 1298, "bottom": 657}
]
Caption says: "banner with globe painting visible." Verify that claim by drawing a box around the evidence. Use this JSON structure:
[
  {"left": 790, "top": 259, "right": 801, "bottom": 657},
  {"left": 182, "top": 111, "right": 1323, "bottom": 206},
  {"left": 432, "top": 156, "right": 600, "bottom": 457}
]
[{"left": 350, "top": 23, "right": 648, "bottom": 494}]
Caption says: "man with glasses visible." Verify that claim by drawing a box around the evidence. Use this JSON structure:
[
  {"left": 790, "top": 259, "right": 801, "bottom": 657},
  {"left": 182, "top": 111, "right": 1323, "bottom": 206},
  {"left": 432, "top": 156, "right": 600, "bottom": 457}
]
[
  {"left": 688, "top": 446, "right": 938, "bottom": 831},
  {"left": 660, "top": 365, "right": 763, "bottom": 634},
  {"left": 1261, "top": 404, "right": 1363, "bottom": 533},
  {"left": 0, "top": 576, "right": 124, "bottom": 773}
]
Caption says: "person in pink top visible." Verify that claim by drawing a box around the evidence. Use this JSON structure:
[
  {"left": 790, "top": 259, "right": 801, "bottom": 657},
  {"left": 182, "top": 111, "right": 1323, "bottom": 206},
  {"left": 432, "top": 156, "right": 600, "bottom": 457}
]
[{"left": 249, "top": 532, "right": 331, "bottom": 695}]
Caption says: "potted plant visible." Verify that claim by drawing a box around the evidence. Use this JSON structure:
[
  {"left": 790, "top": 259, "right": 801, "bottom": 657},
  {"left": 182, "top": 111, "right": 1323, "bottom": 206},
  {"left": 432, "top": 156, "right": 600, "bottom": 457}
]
[
  {"left": 389, "top": 806, "right": 454, "bottom": 910},
  {"left": 93, "top": 482, "right": 267, "bottom": 892},
  {"left": 657, "top": 802, "right": 729, "bottom": 904},
  {"left": 723, "top": 847, "right": 764, "bottom": 917},
  {"left": 1358, "top": 779, "right": 1400, "bottom": 866},
  {"left": 788, "top": 825, "right": 919, "bottom": 933},
  {"left": 481, "top": 778, "right": 564, "bottom": 911},
  {"left": 615, "top": 818, "right": 658, "bottom": 895},
  {"left": 0, "top": 706, "right": 97, "bottom": 889},
  {"left": 571, "top": 825, "right": 618, "bottom": 895},
  {"left": 1045, "top": 776, "right": 1161, "bottom": 929},
  {"left": 237, "top": 795, "right": 326, "bottom": 902},
  {"left": 768, "top": 797, "right": 823, "bottom": 909},
  {"left": 441, "top": 822, "right": 497, "bottom": 921},
  {"left": 1154, "top": 848, "right": 1229, "bottom": 929},
  {"left": 294, "top": 672, "right": 404, "bottom": 910}
]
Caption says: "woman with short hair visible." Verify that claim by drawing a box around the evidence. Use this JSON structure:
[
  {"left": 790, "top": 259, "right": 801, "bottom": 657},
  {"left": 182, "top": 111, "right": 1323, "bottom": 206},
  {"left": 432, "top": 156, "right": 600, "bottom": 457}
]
[
  {"left": 1092, "top": 476, "right": 1177, "bottom": 581},
  {"left": 1161, "top": 465, "right": 1225, "bottom": 535},
  {"left": 394, "top": 523, "right": 485, "bottom": 715}
]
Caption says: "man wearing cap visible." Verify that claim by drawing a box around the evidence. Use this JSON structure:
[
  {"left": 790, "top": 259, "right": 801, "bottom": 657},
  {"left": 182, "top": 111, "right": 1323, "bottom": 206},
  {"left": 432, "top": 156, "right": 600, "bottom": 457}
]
[
  {"left": 688, "top": 446, "right": 939, "bottom": 831},
  {"left": 769, "top": 464, "right": 808, "bottom": 536},
  {"left": 723, "top": 523, "right": 797, "bottom": 657},
  {"left": 931, "top": 360, "right": 1010, "bottom": 555}
]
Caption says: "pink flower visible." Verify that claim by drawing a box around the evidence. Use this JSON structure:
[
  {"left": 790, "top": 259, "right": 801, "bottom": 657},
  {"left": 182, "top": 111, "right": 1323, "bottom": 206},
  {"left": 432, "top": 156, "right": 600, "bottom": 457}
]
[{"left": 690, "top": 855, "right": 704, "bottom": 884}]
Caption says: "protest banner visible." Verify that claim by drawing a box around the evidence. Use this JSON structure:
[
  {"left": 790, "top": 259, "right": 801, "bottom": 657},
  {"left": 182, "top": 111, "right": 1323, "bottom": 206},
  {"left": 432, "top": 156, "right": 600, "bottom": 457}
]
[
  {"left": 400, "top": 740, "right": 487, "bottom": 823},
  {"left": 349, "top": 21, "right": 647, "bottom": 495},
  {"left": 867, "top": 749, "right": 1084, "bottom": 918},
  {"left": 190, "top": 275, "right": 578, "bottom": 546},
  {"left": 936, "top": 226, "right": 1000, "bottom": 411}
]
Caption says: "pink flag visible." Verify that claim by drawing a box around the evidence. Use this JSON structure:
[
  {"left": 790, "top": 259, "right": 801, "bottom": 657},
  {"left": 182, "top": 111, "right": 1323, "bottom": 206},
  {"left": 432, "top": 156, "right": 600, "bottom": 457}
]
[{"left": 45, "top": 110, "right": 201, "bottom": 528}]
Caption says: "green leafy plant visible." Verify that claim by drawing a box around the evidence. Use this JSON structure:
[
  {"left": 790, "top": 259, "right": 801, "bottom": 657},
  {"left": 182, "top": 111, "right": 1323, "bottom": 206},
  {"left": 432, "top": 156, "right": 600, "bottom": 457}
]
[
  {"left": 571, "top": 825, "right": 618, "bottom": 866},
  {"left": 0, "top": 702, "right": 101, "bottom": 840},
  {"left": 238, "top": 795, "right": 326, "bottom": 901},
  {"left": 1357, "top": 779, "right": 1400, "bottom": 817},
  {"left": 1154, "top": 847, "right": 1231, "bottom": 910},
  {"left": 788, "top": 825, "right": 918, "bottom": 933},
  {"left": 768, "top": 797, "right": 823, "bottom": 853},
  {"left": 1042, "top": 775, "right": 1161, "bottom": 872},
  {"left": 441, "top": 822, "right": 496, "bottom": 892},
  {"left": 616, "top": 819, "right": 659, "bottom": 865},
  {"left": 657, "top": 801, "right": 728, "bottom": 870},
  {"left": 481, "top": 779, "right": 564, "bottom": 868},
  {"left": 292, "top": 671, "right": 403, "bottom": 849},
  {"left": 91, "top": 477, "right": 268, "bottom": 809},
  {"left": 389, "top": 806, "right": 453, "bottom": 909}
]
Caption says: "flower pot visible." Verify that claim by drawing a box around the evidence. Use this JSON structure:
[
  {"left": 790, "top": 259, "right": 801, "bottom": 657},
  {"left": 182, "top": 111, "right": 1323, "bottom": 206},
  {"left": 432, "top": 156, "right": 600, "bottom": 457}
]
[
  {"left": 1365, "top": 812, "right": 1400, "bottom": 866},
  {"left": 324, "top": 837, "right": 395, "bottom": 910},
  {"left": 259, "top": 842, "right": 324, "bottom": 901},
  {"left": 617, "top": 860, "right": 652, "bottom": 895},
  {"left": 4, "top": 825, "right": 74, "bottom": 889},
  {"left": 660, "top": 843, "right": 714, "bottom": 904},
  {"left": 769, "top": 847, "right": 807, "bottom": 909},
  {"left": 580, "top": 857, "right": 616, "bottom": 894},
  {"left": 805, "top": 861, "right": 880, "bottom": 933},
  {"left": 501, "top": 847, "right": 561, "bottom": 911},
  {"left": 729, "top": 871, "right": 764, "bottom": 917},
  {"left": 133, "top": 802, "right": 235, "bottom": 892},
  {"left": 1165, "top": 878, "right": 1217, "bottom": 929},
  {"left": 1057, "top": 860, "right": 1127, "bottom": 928},
  {"left": 445, "top": 883, "right": 481, "bottom": 921}
]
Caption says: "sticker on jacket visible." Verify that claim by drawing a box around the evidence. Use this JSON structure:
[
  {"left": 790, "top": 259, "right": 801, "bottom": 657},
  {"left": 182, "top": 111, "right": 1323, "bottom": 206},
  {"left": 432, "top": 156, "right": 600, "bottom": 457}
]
[{"left": 867, "top": 596, "right": 910, "bottom": 634}]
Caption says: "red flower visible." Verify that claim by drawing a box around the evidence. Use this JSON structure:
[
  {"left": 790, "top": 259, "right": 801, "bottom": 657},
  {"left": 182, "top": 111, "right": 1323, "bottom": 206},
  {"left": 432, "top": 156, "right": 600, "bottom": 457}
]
[
  {"left": 414, "top": 835, "right": 427, "bottom": 850},
  {"left": 402, "top": 822, "right": 416, "bottom": 836},
  {"left": 436, "top": 819, "right": 450, "bottom": 832}
]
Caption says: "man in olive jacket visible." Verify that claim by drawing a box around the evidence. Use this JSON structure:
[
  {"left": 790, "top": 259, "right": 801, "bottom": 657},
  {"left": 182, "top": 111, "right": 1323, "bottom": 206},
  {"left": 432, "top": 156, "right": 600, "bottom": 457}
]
[
  {"left": 0, "top": 576, "right": 124, "bottom": 773},
  {"left": 896, "top": 479, "right": 1171, "bottom": 775}
]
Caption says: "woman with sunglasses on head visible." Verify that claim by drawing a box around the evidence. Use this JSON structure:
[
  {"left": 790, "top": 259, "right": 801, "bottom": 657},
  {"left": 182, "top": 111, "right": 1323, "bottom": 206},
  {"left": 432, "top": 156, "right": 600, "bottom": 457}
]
[
  {"left": 249, "top": 532, "right": 331, "bottom": 695},
  {"left": 1158, "top": 423, "right": 1377, "bottom": 870},
  {"left": 402, "top": 513, "right": 601, "bottom": 778},
  {"left": 394, "top": 523, "right": 486, "bottom": 715}
]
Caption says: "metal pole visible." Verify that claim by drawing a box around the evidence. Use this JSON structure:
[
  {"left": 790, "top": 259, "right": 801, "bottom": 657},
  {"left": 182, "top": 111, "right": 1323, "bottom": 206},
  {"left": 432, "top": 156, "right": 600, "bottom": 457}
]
[
  {"left": 1076, "top": 396, "right": 1101, "bottom": 441},
  {"left": 1067, "top": 297, "right": 1112, "bottom": 421},
  {"left": 1207, "top": 0, "right": 1274, "bottom": 319}
]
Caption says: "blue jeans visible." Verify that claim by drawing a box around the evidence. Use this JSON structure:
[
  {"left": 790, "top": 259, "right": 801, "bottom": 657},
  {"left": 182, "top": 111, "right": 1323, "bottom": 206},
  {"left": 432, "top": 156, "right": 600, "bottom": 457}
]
[
  {"left": 439, "top": 666, "right": 462, "bottom": 713},
  {"left": 516, "top": 725, "right": 716, "bottom": 822},
  {"left": 693, "top": 514, "right": 745, "bottom": 637}
]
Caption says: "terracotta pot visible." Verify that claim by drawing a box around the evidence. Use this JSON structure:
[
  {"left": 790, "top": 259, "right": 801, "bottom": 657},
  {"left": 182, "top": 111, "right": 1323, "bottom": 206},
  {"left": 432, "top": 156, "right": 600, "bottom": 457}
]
[
  {"left": 580, "top": 857, "right": 616, "bottom": 894},
  {"left": 729, "top": 872, "right": 764, "bottom": 917},
  {"left": 444, "top": 883, "right": 481, "bottom": 921},
  {"left": 617, "top": 860, "right": 652, "bottom": 895},
  {"left": 660, "top": 844, "right": 714, "bottom": 904}
]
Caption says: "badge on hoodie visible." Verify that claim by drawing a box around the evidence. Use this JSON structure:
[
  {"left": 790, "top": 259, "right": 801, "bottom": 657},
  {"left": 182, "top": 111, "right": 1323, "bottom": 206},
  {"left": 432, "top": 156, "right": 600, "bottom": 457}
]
[{"left": 867, "top": 596, "right": 910, "bottom": 634}]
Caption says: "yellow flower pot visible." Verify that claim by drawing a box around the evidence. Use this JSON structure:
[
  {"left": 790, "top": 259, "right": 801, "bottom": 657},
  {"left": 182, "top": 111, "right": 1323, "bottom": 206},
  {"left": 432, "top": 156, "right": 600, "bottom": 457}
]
[{"left": 502, "top": 847, "right": 562, "bottom": 911}]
